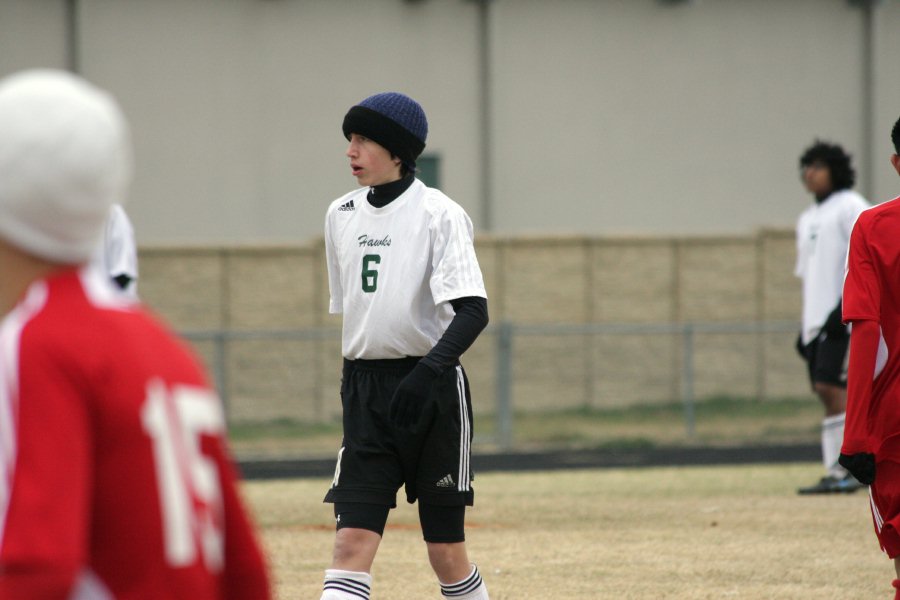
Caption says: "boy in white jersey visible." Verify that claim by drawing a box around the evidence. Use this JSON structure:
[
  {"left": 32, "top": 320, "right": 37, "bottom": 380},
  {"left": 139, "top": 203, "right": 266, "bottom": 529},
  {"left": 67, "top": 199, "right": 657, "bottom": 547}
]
[
  {"left": 794, "top": 140, "right": 869, "bottom": 494},
  {"left": 321, "top": 92, "right": 491, "bottom": 600}
]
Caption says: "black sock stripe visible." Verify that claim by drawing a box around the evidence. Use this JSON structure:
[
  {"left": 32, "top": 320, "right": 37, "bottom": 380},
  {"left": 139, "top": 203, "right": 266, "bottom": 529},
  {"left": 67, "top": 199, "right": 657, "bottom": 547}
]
[
  {"left": 441, "top": 567, "right": 482, "bottom": 596},
  {"left": 324, "top": 577, "right": 371, "bottom": 599}
]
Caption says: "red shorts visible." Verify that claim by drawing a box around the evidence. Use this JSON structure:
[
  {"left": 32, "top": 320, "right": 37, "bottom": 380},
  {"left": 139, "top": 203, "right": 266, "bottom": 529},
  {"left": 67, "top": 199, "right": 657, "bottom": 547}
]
[{"left": 870, "top": 460, "right": 900, "bottom": 558}]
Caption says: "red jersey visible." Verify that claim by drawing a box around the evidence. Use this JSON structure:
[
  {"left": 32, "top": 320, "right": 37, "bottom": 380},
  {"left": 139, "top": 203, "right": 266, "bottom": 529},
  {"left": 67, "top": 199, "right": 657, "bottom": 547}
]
[
  {"left": 0, "top": 268, "right": 270, "bottom": 599},
  {"left": 842, "top": 197, "right": 900, "bottom": 460}
]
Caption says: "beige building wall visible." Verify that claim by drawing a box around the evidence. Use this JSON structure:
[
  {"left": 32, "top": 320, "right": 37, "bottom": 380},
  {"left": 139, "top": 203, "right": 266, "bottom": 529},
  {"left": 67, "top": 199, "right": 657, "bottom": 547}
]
[
  {"left": 138, "top": 230, "right": 806, "bottom": 426},
  {"left": 1, "top": 0, "right": 897, "bottom": 245},
  {"left": 0, "top": 2, "right": 67, "bottom": 72},
  {"left": 489, "top": 0, "right": 884, "bottom": 235}
]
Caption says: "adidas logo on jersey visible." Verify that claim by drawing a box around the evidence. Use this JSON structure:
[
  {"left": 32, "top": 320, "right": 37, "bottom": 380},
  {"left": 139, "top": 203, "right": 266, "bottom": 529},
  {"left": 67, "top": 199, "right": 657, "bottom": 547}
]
[
  {"left": 338, "top": 199, "right": 355, "bottom": 212},
  {"left": 436, "top": 474, "right": 455, "bottom": 488}
]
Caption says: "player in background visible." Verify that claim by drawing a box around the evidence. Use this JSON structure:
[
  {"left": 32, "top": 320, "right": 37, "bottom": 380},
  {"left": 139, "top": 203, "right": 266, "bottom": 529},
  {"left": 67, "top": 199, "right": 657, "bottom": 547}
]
[
  {"left": 794, "top": 140, "right": 869, "bottom": 494},
  {"left": 91, "top": 203, "right": 139, "bottom": 298},
  {"left": 320, "top": 92, "right": 490, "bottom": 600},
  {"left": 0, "top": 70, "right": 271, "bottom": 599},
  {"left": 840, "top": 116, "right": 900, "bottom": 598}
]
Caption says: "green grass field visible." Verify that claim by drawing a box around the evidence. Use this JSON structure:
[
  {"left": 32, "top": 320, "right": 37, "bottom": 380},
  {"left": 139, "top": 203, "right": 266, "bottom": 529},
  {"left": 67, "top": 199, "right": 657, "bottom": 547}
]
[
  {"left": 244, "top": 462, "right": 889, "bottom": 599},
  {"left": 228, "top": 396, "right": 824, "bottom": 459}
]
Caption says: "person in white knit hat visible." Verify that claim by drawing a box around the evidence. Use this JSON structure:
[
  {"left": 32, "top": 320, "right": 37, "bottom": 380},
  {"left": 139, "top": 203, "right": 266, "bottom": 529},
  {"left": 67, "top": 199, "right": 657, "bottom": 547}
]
[
  {"left": 0, "top": 69, "right": 271, "bottom": 599},
  {"left": 0, "top": 70, "right": 130, "bottom": 266}
]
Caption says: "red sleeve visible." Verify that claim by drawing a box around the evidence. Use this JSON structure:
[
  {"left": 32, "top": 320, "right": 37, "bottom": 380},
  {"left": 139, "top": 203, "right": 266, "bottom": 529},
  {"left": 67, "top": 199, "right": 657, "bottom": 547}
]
[
  {"left": 842, "top": 319, "right": 880, "bottom": 455},
  {"left": 841, "top": 216, "right": 881, "bottom": 455},
  {"left": 0, "top": 336, "right": 91, "bottom": 598},
  {"left": 216, "top": 447, "right": 272, "bottom": 600},
  {"left": 843, "top": 216, "right": 880, "bottom": 323}
]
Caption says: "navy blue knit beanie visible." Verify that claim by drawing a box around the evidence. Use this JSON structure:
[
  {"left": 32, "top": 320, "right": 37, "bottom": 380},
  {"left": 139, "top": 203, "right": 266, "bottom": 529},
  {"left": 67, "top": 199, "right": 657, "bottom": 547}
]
[{"left": 342, "top": 92, "right": 428, "bottom": 171}]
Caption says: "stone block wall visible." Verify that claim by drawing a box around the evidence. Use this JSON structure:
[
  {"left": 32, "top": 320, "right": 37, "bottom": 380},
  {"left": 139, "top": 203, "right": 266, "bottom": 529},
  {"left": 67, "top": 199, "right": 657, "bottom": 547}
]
[{"left": 137, "top": 228, "right": 806, "bottom": 425}]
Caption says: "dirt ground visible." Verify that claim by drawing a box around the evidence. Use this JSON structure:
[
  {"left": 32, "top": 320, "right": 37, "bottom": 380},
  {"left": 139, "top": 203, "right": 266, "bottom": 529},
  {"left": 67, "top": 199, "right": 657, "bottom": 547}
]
[{"left": 242, "top": 462, "right": 888, "bottom": 599}]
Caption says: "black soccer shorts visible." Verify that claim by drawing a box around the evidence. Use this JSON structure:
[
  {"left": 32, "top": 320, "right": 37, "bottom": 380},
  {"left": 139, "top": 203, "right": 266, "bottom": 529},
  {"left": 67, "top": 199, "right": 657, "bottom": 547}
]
[
  {"left": 802, "top": 330, "right": 849, "bottom": 388},
  {"left": 324, "top": 357, "right": 475, "bottom": 508}
]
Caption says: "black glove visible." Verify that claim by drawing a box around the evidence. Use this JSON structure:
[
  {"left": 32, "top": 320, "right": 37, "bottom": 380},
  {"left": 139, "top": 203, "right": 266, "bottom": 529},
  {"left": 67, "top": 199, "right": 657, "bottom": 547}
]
[
  {"left": 795, "top": 332, "right": 806, "bottom": 359},
  {"left": 839, "top": 452, "right": 876, "bottom": 485},
  {"left": 822, "top": 303, "right": 847, "bottom": 339},
  {"left": 389, "top": 362, "right": 438, "bottom": 429}
]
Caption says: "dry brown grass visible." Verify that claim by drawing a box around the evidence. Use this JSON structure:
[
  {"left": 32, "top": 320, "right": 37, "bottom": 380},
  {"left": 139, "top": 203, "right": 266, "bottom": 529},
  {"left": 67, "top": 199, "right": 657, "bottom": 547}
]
[{"left": 242, "top": 462, "right": 889, "bottom": 599}]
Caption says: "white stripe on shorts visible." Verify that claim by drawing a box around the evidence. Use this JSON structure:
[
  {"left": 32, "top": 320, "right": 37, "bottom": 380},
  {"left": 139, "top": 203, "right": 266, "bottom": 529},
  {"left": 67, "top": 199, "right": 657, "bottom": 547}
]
[
  {"left": 331, "top": 446, "right": 345, "bottom": 489},
  {"left": 455, "top": 366, "right": 470, "bottom": 492},
  {"left": 870, "top": 485, "right": 884, "bottom": 533}
]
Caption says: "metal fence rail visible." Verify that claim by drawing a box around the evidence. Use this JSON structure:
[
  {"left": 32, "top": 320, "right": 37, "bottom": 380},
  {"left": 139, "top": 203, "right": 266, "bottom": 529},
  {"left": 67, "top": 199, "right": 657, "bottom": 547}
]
[
  {"left": 182, "top": 319, "right": 801, "bottom": 451},
  {"left": 490, "top": 320, "right": 800, "bottom": 449}
]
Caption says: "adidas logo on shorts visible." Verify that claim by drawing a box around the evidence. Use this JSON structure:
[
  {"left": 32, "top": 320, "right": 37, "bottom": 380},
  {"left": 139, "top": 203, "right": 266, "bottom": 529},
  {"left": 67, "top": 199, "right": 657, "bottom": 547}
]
[
  {"left": 436, "top": 474, "right": 455, "bottom": 488},
  {"left": 338, "top": 199, "right": 355, "bottom": 212}
]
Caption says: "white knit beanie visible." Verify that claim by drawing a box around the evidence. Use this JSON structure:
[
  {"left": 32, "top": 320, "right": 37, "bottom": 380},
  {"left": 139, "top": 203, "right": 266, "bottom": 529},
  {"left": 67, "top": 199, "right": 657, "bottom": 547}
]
[{"left": 0, "top": 69, "right": 132, "bottom": 264}]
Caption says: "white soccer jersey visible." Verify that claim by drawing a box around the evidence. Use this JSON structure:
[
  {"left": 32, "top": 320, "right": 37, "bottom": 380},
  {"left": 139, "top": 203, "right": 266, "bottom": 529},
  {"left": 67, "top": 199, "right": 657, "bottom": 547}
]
[
  {"left": 90, "top": 203, "right": 138, "bottom": 298},
  {"left": 795, "top": 188, "right": 868, "bottom": 344},
  {"left": 325, "top": 179, "right": 487, "bottom": 360}
]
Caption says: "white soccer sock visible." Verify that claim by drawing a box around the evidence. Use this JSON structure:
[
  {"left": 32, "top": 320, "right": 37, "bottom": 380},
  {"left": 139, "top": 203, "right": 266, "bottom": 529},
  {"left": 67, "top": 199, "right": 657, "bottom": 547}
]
[
  {"left": 822, "top": 413, "right": 847, "bottom": 479},
  {"left": 321, "top": 569, "right": 372, "bottom": 600},
  {"left": 440, "top": 564, "right": 489, "bottom": 599}
]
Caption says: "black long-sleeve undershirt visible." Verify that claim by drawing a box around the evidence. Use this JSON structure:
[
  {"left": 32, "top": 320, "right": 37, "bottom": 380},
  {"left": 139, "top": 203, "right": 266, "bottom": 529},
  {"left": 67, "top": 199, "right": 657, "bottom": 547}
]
[
  {"left": 368, "top": 174, "right": 414, "bottom": 207},
  {"left": 420, "top": 296, "right": 489, "bottom": 373}
]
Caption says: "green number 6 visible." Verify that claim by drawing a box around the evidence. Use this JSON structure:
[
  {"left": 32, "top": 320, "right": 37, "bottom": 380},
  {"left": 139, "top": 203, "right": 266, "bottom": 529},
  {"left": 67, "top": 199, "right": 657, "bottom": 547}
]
[{"left": 361, "top": 254, "right": 381, "bottom": 292}]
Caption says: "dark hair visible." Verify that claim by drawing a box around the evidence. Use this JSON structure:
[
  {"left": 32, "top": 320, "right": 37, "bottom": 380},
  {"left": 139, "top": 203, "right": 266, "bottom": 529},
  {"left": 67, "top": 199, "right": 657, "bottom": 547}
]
[
  {"left": 892, "top": 116, "right": 900, "bottom": 155},
  {"left": 799, "top": 140, "right": 856, "bottom": 191}
]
